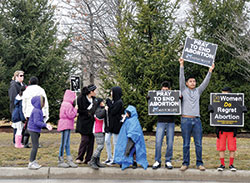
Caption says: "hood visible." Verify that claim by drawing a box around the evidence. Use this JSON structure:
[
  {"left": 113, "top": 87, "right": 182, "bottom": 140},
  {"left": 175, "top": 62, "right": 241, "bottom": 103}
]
[
  {"left": 63, "top": 90, "right": 76, "bottom": 104},
  {"left": 125, "top": 105, "right": 138, "bottom": 118},
  {"left": 31, "top": 96, "right": 42, "bottom": 109},
  {"left": 112, "top": 86, "right": 122, "bottom": 102},
  {"left": 95, "top": 106, "right": 106, "bottom": 119}
]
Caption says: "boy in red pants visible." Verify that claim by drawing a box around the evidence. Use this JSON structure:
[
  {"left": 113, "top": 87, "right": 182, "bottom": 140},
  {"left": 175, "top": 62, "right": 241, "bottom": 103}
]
[{"left": 209, "top": 87, "right": 247, "bottom": 171}]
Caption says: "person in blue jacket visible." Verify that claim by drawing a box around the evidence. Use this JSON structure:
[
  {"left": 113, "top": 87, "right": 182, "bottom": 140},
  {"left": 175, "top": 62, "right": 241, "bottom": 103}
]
[
  {"left": 114, "top": 105, "right": 148, "bottom": 170},
  {"left": 27, "top": 96, "right": 52, "bottom": 170}
]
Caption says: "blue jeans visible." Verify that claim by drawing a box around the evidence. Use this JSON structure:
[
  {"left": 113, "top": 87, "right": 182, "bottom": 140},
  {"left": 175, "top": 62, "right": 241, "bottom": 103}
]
[
  {"left": 105, "top": 133, "right": 118, "bottom": 161},
  {"left": 59, "top": 129, "right": 71, "bottom": 157},
  {"left": 181, "top": 117, "right": 203, "bottom": 166},
  {"left": 155, "top": 122, "right": 175, "bottom": 163}
]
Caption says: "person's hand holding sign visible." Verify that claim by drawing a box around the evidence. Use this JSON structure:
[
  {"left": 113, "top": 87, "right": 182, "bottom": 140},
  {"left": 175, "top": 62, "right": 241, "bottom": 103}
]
[
  {"left": 209, "top": 63, "right": 215, "bottom": 73},
  {"left": 179, "top": 57, "right": 184, "bottom": 67}
]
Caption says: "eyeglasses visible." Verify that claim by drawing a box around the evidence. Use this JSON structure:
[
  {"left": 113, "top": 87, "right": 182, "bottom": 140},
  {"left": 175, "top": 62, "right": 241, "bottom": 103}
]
[{"left": 19, "top": 75, "right": 24, "bottom": 77}]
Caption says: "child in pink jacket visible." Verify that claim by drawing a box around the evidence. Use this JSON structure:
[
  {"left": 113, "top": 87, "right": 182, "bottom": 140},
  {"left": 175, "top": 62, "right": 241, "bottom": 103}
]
[
  {"left": 57, "top": 90, "right": 78, "bottom": 168},
  {"left": 88, "top": 98, "right": 107, "bottom": 169}
]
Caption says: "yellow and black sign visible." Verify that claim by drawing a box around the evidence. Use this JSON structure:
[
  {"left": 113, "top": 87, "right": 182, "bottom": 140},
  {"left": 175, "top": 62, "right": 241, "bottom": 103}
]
[{"left": 210, "top": 93, "right": 244, "bottom": 127}]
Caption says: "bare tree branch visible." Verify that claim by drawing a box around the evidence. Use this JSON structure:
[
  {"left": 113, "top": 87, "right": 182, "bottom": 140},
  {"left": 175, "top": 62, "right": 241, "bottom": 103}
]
[
  {"left": 52, "top": 0, "right": 136, "bottom": 85},
  {"left": 215, "top": 7, "right": 250, "bottom": 80}
]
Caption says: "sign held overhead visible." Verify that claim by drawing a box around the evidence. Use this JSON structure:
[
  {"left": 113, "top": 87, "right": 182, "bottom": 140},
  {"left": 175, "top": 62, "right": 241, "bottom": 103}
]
[
  {"left": 70, "top": 75, "right": 81, "bottom": 93},
  {"left": 182, "top": 37, "right": 218, "bottom": 67}
]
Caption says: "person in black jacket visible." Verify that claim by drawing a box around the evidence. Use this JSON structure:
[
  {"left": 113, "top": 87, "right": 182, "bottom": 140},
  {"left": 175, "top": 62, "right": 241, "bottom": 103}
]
[
  {"left": 103, "top": 86, "right": 124, "bottom": 165},
  {"left": 8, "top": 70, "right": 26, "bottom": 144},
  {"left": 75, "top": 84, "right": 98, "bottom": 164}
]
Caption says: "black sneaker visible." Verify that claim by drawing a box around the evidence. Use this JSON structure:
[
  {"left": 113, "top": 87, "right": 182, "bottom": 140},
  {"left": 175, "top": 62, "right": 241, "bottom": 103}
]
[
  {"left": 132, "top": 161, "right": 137, "bottom": 169},
  {"left": 152, "top": 161, "right": 161, "bottom": 170},
  {"left": 217, "top": 164, "right": 225, "bottom": 171},
  {"left": 229, "top": 165, "right": 237, "bottom": 172}
]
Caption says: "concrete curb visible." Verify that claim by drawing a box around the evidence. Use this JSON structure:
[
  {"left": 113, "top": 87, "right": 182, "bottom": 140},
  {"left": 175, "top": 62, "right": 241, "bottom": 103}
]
[
  {"left": 0, "top": 167, "right": 249, "bottom": 182},
  {"left": 0, "top": 167, "right": 49, "bottom": 179}
]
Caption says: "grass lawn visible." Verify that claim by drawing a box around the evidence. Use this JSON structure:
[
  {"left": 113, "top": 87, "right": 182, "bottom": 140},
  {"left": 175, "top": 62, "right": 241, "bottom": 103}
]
[{"left": 0, "top": 130, "right": 249, "bottom": 170}]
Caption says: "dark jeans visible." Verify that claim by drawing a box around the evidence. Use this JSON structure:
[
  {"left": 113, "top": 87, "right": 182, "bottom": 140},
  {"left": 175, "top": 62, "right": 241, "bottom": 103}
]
[
  {"left": 76, "top": 134, "right": 94, "bottom": 163},
  {"left": 29, "top": 131, "right": 40, "bottom": 162},
  {"left": 181, "top": 117, "right": 203, "bottom": 166}
]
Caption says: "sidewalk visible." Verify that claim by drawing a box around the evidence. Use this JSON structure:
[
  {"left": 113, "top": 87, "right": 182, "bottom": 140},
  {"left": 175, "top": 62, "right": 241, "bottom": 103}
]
[{"left": 0, "top": 167, "right": 249, "bottom": 182}]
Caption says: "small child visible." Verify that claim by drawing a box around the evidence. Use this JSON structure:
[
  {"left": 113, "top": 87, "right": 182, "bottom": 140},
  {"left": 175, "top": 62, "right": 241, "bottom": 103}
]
[
  {"left": 114, "top": 105, "right": 148, "bottom": 170},
  {"left": 27, "top": 96, "right": 52, "bottom": 170},
  {"left": 11, "top": 86, "right": 26, "bottom": 148},
  {"left": 88, "top": 98, "right": 107, "bottom": 169},
  {"left": 57, "top": 90, "right": 78, "bottom": 168}
]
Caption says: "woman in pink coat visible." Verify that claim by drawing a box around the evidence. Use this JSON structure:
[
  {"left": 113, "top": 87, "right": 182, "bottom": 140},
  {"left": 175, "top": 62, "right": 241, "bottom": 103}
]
[{"left": 57, "top": 90, "right": 78, "bottom": 168}]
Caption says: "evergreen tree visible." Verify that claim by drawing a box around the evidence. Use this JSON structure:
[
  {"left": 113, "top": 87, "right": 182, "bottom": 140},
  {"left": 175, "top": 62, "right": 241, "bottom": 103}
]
[
  {"left": 101, "top": 0, "right": 185, "bottom": 131},
  {"left": 0, "top": 59, "right": 9, "bottom": 118},
  {"left": 187, "top": 0, "right": 250, "bottom": 132},
  {"left": 0, "top": 0, "right": 73, "bottom": 122}
]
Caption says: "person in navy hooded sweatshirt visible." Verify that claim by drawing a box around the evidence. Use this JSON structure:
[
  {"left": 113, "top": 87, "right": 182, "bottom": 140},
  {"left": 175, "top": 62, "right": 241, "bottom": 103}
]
[{"left": 27, "top": 96, "right": 52, "bottom": 170}]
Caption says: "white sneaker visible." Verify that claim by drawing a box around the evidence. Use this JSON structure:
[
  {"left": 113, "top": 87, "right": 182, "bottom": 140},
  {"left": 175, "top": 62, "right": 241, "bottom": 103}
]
[
  {"left": 28, "top": 161, "right": 42, "bottom": 170},
  {"left": 229, "top": 165, "right": 237, "bottom": 172},
  {"left": 33, "top": 161, "right": 42, "bottom": 169},
  {"left": 107, "top": 160, "right": 115, "bottom": 166},
  {"left": 165, "top": 162, "right": 173, "bottom": 169},
  {"left": 103, "top": 159, "right": 111, "bottom": 164},
  {"left": 152, "top": 161, "right": 161, "bottom": 169}
]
